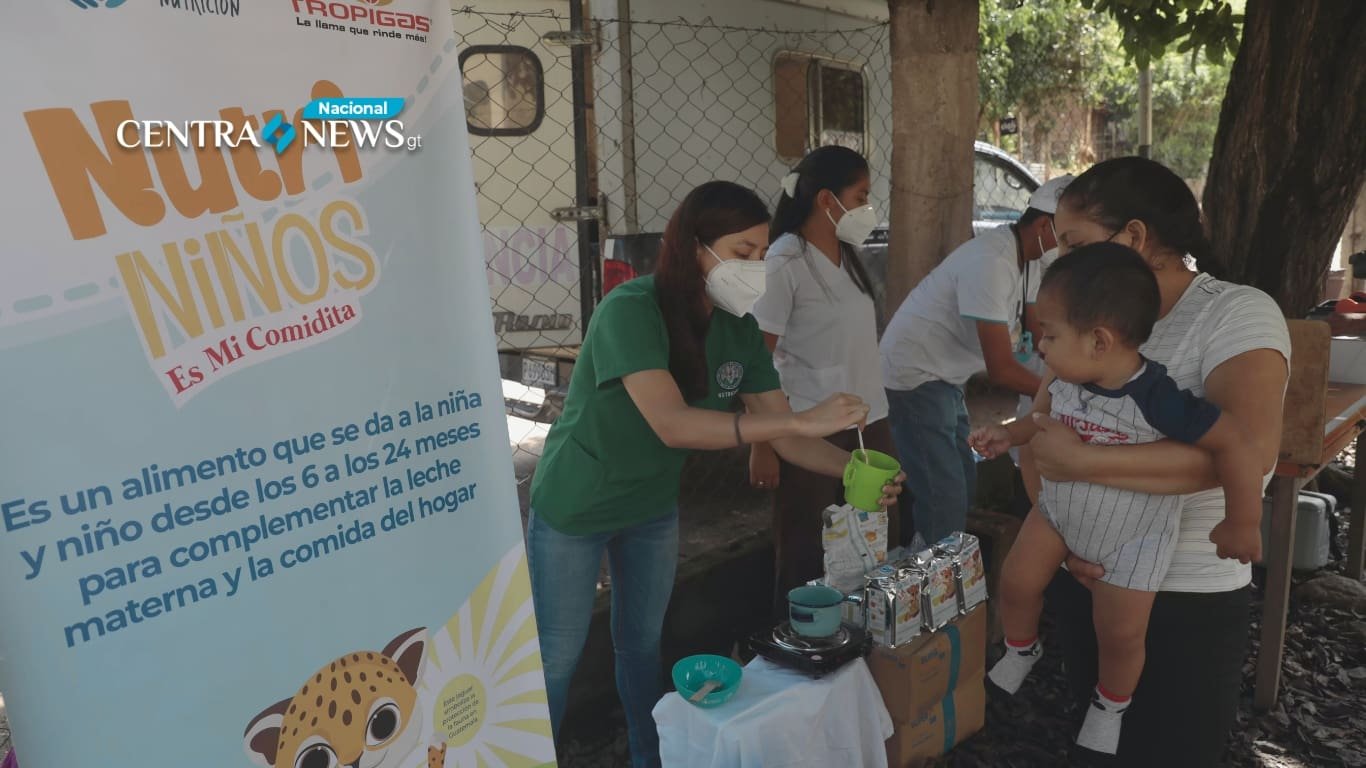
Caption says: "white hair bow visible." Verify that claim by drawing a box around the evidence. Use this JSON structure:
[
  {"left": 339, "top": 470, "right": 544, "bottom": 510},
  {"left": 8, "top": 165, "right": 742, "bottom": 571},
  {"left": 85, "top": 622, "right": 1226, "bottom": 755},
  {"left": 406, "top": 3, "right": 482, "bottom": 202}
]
[{"left": 781, "top": 172, "right": 800, "bottom": 198}]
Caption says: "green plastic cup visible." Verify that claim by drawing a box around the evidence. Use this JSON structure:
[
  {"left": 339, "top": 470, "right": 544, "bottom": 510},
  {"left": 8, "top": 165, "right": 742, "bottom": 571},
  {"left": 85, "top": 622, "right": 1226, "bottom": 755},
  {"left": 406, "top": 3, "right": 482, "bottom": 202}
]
[{"left": 843, "top": 449, "right": 901, "bottom": 512}]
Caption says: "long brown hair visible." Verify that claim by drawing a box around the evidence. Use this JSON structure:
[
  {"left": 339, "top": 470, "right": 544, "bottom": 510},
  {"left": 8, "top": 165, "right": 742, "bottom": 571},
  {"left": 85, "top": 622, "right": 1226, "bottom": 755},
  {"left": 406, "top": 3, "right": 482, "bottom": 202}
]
[{"left": 655, "top": 181, "right": 771, "bottom": 402}]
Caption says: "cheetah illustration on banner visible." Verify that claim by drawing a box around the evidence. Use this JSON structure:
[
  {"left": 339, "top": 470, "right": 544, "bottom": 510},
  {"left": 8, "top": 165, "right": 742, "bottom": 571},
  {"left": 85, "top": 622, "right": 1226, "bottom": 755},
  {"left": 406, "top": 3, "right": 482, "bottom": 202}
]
[{"left": 243, "top": 629, "right": 429, "bottom": 768}]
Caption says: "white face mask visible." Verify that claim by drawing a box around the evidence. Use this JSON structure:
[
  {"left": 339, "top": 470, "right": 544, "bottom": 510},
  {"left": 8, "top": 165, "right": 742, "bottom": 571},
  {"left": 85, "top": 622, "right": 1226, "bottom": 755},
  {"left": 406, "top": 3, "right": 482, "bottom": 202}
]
[
  {"left": 827, "top": 197, "right": 879, "bottom": 246},
  {"left": 703, "top": 244, "right": 766, "bottom": 318}
]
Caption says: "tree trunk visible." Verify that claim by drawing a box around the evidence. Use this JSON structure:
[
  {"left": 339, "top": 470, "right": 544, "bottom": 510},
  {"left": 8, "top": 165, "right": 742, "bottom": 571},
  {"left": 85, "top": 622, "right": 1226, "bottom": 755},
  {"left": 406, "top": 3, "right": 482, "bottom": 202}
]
[
  {"left": 1345, "top": 182, "right": 1366, "bottom": 260},
  {"left": 885, "top": 0, "right": 978, "bottom": 321},
  {"left": 1203, "top": 0, "right": 1366, "bottom": 315}
]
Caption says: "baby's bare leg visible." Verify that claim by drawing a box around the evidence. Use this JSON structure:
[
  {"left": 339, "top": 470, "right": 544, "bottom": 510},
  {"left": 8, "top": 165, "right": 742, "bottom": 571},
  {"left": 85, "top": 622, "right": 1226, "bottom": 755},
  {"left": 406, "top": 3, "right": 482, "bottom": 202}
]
[
  {"left": 988, "top": 508, "right": 1069, "bottom": 694},
  {"left": 999, "top": 507, "right": 1070, "bottom": 643},
  {"left": 1076, "top": 581, "right": 1157, "bottom": 755},
  {"left": 1091, "top": 581, "right": 1156, "bottom": 698}
]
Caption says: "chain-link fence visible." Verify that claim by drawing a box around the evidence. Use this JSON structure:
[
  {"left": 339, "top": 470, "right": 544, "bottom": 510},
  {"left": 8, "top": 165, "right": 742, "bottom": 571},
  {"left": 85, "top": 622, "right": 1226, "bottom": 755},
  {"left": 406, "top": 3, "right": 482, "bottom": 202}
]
[
  {"left": 589, "top": 16, "right": 892, "bottom": 239},
  {"left": 448, "top": 12, "right": 585, "bottom": 397},
  {"left": 449, "top": 6, "right": 1226, "bottom": 520},
  {"left": 451, "top": 8, "right": 584, "bottom": 508},
  {"left": 451, "top": 7, "right": 900, "bottom": 510}
]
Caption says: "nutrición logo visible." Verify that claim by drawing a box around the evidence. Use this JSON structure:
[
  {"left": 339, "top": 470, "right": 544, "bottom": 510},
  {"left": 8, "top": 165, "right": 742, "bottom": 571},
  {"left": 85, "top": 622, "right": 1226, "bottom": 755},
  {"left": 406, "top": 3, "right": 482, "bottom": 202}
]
[{"left": 68, "top": 0, "right": 127, "bottom": 7}]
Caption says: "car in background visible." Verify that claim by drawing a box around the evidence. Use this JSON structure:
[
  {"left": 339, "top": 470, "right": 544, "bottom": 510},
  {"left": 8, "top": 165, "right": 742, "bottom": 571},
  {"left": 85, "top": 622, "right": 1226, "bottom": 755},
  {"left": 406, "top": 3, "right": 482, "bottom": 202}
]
[{"left": 601, "top": 141, "right": 1043, "bottom": 331}]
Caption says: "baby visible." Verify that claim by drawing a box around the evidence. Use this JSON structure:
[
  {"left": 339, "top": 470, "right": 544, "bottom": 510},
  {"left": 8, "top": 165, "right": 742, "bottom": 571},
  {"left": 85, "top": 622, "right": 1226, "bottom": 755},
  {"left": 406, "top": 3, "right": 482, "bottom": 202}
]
[{"left": 969, "top": 242, "right": 1262, "bottom": 755}]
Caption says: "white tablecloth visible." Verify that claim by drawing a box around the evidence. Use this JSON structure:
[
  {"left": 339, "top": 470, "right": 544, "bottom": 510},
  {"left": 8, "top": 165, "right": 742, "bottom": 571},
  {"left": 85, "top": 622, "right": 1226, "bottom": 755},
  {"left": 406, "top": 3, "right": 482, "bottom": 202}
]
[{"left": 653, "top": 657, "right": 893, "bottom": 768}]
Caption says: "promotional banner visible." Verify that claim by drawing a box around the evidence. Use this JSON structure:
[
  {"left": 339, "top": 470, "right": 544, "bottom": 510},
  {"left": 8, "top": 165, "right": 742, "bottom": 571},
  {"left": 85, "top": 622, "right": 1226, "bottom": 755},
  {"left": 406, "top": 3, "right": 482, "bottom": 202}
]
[{"left": 0, "top": 3, "right": 555, "bottom": 766}]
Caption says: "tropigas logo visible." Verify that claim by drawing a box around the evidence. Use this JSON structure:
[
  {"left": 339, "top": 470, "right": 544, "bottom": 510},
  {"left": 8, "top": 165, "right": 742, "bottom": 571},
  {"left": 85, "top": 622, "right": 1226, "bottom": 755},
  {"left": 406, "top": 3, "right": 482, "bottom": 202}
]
[
  {"left": 292, "top": 0, "right": 431, "bottom": 40},
  {"left": 23, "top": 80, "right": 384, "bottom": 406}
]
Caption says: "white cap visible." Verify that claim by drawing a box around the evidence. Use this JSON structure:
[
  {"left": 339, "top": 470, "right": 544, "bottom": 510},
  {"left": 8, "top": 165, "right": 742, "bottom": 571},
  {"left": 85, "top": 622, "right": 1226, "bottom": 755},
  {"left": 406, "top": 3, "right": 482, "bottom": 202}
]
[{"left": 1027, "top": 174, "right": 1074, "bottom": 215}]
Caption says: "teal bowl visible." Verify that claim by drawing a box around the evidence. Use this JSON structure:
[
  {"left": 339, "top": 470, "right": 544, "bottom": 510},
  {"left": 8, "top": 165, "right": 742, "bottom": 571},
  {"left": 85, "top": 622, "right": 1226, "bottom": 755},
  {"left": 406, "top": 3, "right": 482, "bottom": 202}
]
[{"left": 672, "top": 654, "right": 743, "bottom": 708}]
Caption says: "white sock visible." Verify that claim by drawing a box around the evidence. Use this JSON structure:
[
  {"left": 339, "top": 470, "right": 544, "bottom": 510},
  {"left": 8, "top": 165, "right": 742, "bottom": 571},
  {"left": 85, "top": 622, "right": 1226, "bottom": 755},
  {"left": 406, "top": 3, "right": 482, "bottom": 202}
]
[
  {"left": 1076, "top": 686, "right": 1131, "bottom": 755},
  {"left": 987, "top": 638, "right": 1042, "bottom": 694}
]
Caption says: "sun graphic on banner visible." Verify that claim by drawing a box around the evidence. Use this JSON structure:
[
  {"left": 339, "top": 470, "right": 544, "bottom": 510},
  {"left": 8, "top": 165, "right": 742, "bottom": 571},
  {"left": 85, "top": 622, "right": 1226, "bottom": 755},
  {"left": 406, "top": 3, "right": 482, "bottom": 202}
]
[{"left": 417, "top": 545, "right": 556, "bottom": 768}]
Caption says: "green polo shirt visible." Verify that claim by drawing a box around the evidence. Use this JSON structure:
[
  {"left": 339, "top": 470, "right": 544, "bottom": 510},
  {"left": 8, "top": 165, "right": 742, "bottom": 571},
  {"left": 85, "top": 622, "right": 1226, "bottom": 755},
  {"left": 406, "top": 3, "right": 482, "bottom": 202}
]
[{"left": 530, "top": 277, "right": 782, "bottom": 534}]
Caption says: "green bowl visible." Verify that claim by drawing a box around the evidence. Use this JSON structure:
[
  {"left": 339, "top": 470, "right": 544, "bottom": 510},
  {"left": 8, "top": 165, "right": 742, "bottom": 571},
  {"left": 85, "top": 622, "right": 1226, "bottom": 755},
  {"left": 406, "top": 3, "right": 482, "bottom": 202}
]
[{"left": 672, "top": 654, "right": 743, "bottom": 708}]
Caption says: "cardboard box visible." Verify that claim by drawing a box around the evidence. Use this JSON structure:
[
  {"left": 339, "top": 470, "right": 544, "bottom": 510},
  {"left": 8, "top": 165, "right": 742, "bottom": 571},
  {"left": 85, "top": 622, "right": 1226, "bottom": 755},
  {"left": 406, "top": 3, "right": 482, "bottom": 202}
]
[
  {"left": 867, "top": 603, "right": 987, "bottom": 722},
  {"left": 885, "top": 672, "right": 986, "bottom": 767}
]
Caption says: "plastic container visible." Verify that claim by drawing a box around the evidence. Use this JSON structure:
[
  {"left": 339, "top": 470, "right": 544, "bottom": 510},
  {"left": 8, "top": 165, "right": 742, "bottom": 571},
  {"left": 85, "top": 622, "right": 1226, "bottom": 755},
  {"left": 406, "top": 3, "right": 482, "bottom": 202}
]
[
  {"left": 672, "top": 654, "right": 743, "bottom": 708},
  {"left": 1259, "top": 491, "right": 1333, "bottom": 571}
]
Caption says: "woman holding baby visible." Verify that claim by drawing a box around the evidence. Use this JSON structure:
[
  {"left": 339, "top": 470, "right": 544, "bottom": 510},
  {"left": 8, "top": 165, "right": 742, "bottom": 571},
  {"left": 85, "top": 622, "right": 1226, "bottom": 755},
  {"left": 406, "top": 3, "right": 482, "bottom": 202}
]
[{"left": 993, "top": 157, "right": 1290, "bottom": 765}]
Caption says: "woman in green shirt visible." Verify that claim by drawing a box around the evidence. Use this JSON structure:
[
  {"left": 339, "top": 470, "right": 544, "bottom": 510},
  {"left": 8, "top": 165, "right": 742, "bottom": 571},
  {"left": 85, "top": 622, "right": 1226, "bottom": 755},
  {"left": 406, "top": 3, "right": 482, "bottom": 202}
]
[{"left": 528, "top": 181, "right": 904, "bottom": 767}]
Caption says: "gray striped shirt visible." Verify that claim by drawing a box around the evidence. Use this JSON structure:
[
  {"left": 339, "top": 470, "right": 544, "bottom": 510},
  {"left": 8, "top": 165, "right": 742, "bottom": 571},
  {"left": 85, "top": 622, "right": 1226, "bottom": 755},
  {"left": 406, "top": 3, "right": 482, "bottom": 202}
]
[{"left": 1137, "top": 274, "right": 1290, "bottom": 592}]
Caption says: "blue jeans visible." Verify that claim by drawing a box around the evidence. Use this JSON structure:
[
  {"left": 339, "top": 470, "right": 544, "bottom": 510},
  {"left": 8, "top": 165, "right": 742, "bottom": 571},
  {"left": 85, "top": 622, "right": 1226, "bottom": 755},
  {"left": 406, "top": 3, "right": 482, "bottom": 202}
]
[
  {"left": 887, "top": 381, "right": 976, "bottom": 546},
  {"left": 527, "top": 508, "right": 678, "bottom": 768}
]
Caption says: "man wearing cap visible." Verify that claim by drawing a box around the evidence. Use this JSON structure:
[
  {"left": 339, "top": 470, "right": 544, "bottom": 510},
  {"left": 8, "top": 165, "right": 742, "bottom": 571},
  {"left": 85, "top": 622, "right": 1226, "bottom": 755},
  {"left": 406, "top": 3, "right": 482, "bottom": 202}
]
[{"left": 880, "top": 175, "right": 1073, "bottom": 546}]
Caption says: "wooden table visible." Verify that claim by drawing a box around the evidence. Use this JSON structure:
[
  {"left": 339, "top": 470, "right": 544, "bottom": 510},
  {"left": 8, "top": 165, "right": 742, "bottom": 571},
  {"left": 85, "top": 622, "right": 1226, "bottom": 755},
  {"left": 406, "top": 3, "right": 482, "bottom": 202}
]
[{"left": 1255, "top": 381, "right": 1366, "bottom": 709}]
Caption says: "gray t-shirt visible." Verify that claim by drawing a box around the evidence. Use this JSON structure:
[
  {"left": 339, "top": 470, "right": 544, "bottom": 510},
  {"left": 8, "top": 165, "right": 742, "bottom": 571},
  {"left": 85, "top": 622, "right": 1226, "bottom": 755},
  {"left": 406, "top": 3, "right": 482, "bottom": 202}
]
[{"left": 1138, "top": 274, "right": 1289, "bottom": 592}]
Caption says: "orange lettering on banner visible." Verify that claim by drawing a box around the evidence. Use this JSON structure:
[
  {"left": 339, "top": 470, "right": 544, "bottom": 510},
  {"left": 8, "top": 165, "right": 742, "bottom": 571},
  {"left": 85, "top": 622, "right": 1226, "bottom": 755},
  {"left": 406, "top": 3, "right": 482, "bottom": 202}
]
[
  {"left": 272, "top": 81, "right": 363, "bottom": 197},
  {"left": 24, "top": 101, "right": 166, "bottom": 240},
  {"left": 150, "top": 141, "right": 238, "bottom": 223},
  {"left": 218, "top": 109, "right": 284, "bottom": 203},
  {"left": 24, "top": 80, "right": 365, "bottom": 241}
]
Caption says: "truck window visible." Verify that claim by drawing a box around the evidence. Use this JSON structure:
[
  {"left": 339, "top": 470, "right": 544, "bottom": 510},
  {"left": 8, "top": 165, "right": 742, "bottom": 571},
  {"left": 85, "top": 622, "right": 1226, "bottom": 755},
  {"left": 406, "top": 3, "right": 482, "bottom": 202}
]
[
  {"left": 973, "top": 155, "right": 1033, "bottom": 222},
  {"left": 459, "top": 45, "right": 544, "bottom": 137},
  {"left": 773, "top": 52, "right": 867, "bottom": 161}
]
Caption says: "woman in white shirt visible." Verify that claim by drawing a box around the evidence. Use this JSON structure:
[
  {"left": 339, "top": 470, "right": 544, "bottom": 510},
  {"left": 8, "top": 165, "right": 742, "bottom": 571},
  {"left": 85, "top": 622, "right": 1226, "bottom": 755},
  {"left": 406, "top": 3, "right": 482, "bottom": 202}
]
[
  {"left": 1029, "top": 156, "right": 1290, "bottom": 764},
  {"left": 750, "top": 146, "right": 898, "bottom": 614}
]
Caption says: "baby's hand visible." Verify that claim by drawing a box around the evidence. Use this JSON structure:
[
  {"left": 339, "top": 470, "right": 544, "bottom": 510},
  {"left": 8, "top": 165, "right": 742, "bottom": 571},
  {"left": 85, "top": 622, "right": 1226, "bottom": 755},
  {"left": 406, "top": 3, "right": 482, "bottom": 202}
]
[
  {"left": 1209, "top": 519, "right": 1262, "bottom": 564},
  {"left": 967, "top": 425, "right": 1012, "bottom": 459}
]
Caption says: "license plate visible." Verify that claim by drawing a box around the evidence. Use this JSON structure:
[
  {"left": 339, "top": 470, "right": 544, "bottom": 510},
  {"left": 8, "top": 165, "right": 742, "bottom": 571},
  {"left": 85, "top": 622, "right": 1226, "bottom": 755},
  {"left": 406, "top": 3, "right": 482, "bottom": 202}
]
[{"left": 522, "top": 358, "right": 558, "bottom": 389}]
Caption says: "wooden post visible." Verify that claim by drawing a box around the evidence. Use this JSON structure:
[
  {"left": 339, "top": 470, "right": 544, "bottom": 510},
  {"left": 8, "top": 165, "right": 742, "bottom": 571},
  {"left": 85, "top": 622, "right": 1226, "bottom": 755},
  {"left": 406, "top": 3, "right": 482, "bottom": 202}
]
[
  {"left": 1349, "top": 430, "right": 1366, "bottom": 580},
  {"left": 1255, "top": 475, "right": 1302, "bottom": 710},
  {"left": 884, "top": 0, "right": 978, "bottom": 322}
]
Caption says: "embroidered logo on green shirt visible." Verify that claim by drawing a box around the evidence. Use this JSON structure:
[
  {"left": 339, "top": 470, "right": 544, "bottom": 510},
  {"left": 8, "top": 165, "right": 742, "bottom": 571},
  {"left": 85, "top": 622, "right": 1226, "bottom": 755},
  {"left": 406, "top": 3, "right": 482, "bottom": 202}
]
[{"left": 716, "top": 361, "right": 744, "bottom": 395}]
